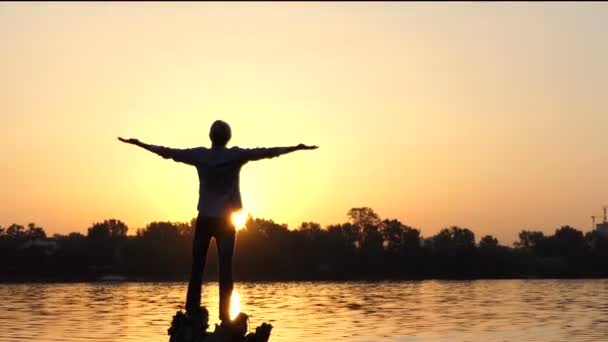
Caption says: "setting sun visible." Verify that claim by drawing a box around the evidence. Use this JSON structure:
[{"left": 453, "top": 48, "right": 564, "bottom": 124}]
[{"left": 231, "top": 210, "right": 248, "bottom": 230}]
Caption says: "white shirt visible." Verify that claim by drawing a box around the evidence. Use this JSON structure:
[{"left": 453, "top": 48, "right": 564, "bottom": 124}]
[{"left": 149, "top": 145, "right": 292, "bottom": 218}]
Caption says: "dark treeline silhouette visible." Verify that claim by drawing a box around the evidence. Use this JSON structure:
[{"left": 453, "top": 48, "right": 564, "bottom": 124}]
[{"left": 2, "top": 207, "right": 608, "bottom": 282}]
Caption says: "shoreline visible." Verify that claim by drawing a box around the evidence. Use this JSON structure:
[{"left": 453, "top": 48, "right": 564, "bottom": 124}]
[{"left": 2, "top": 275, "right": 608, "bottom": 285}]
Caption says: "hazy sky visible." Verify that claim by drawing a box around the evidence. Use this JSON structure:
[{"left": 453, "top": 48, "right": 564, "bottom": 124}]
[{"left": 2, "top": 2, "right": 608, "bottom": 243}]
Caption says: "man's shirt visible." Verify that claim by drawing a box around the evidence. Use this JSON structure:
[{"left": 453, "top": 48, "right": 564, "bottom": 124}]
[{"left": 148, "top": 145, "right": 292, "bottom": 218}]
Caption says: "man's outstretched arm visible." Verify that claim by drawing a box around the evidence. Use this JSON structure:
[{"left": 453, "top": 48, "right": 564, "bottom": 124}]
[
  {"left": 243, "top": 144, "right": 318, "bottom": 162},
  {"left": 117, "top": 137, "right": 198, "bottom": 164}
]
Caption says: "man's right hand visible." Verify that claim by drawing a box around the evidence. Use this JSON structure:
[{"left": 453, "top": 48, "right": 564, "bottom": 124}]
[
  {"left": 296, "top": 144, "right": 318, "bottom": 150},
  {"left": 118, "top": 137, "right": 141, "bottom": 145}
]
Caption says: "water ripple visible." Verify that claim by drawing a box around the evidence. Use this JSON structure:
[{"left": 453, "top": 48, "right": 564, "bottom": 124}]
[{"left": 0, "top": 280, "right": 607, "bottom": 341}]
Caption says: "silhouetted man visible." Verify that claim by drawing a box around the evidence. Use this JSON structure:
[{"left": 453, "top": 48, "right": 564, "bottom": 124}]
[{"left": 118, "top": 120, "right": 317, "bottom": 324}]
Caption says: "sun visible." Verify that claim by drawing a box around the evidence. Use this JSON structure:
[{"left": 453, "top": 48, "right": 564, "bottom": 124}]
[{"left": 231, "top": 210, "right": 248, "bottom": 230}]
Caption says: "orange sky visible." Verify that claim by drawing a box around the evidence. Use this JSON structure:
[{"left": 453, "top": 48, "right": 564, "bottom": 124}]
[{"left": 2, "top": 2, "right": 608, "bottom": 244}]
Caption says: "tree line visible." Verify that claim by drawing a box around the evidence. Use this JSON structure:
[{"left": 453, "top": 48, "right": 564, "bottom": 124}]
[{"left": 1, "top": 207, "right": 608, "bottom": 282}]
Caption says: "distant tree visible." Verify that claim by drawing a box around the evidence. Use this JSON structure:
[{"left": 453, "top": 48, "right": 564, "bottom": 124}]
[
  {"left": 236, "top": 217, "right": 294, "bottom": 279},
  {"left": 84, "top": 220, "right": 129, "bottom": 272},
  {"left": 8, "top": 206, "right": 608, "bottom": 281},
  {"left": 178, "top": 220, "right": 195, "bottom": 238},
  {"left": 328, "top": 223, "right": 359, "bottom": 249},
  {"left": 380, "top": 219, "right": 421, "bottom": 253},
  {"left": 6, "top": 224, "right": 26, "bottom": 239},
  {"left": 297, "top": 222, "right": 322, "bottom": 240},
  {"left": 360, "top": 224, "right": 384, "bottom": 255},
  {"left": 380, "top": 219, "right": 405, "bottom": 252},
  {"left": 515, "top": 230, "right": 545, "bottom": 250},
  {"left": 0, "top": 225, "right": 4, "bottom": 237},
  {"left": 52, "top": 232, "right": 85, "bottom": 241},
  {"left": 551, "top": 225, "right": 587, "bottom": 257},
  {"left": 242, "top": 218, "right": 290, "bottom": 242},
  {"left": 137, "top": 221, "right": 181, "bottom": 241},
  {"left": 68, "top": 232, "right": 85, "bottom": 239},
  {"left": 26, "top": 223, "right": 46, "bottom": 239},
  {"left": 127, "top": 221, "right": 191, "bottom": 277},
  {"left": 87, "top": 219, "right": 128, "bottom": 240},
  {"left": 401, "top": 225, "right": 422, "bottom": 252},
  {"left": 347, "top": 207, "right": 382, "bottom": 250},
  {"left": 347, "top": 207, "right": 381, "bottom": 228},
  {"left": 299, "top": 221, "right": 322, "bottom": 232},
  {"left": 427, "top": 226, "right": 477, "bottom": 277},
  {"left": 432, "top": 226, "right": 476, "bottom": 251},
  {"left": 109, "top": 220, "right": 128, "bottom": 237},
  {"left": 479, "top": 235, "right": 499, "bottom": 249}
]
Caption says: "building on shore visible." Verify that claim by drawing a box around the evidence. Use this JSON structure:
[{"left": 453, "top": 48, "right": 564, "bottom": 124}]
[
  {"left": 594, "top": 207, "right": 608, "bottom": 239},
  {"left": 597, "top": 222, "right": 608, "bottom": 239}
]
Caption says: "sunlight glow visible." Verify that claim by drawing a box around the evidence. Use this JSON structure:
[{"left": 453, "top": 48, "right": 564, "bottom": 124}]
[
  {"left": 230, "top": 290, "right": 241, "bottom": 321},
  {"left": 231, "top": 210, "right": 248, "bottom": 231},
  {"left": 5, "top": 3, "right": 608, "bottom": 244}
]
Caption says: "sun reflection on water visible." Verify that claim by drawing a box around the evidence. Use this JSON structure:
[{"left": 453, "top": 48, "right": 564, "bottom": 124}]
[{"left": 230, "top": 289, "right": 241, "bottom": 321}]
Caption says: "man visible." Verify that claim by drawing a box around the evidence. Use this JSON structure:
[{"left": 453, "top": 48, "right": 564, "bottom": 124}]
[{"left": 118, "top": 120, "right": 318, "bottom": 324}]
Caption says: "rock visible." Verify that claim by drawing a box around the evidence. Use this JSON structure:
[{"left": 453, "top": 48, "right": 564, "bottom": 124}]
[{"left": 168, "top": 307, "right": 273, "bottom": 342}]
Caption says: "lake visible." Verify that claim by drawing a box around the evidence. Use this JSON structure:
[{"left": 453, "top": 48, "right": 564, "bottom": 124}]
[{"left": 0, "top": 280, "right": 607, "bottom": 341}]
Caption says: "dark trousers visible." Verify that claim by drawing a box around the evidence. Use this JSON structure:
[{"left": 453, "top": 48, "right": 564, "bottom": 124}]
[{"left": 185, "top": 215, "right": 236, "bottom": 321}]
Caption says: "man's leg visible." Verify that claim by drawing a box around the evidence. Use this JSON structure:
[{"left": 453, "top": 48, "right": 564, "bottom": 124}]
[
  {"left": 216, "top": 219, "right": 236, "bottom": 322},
  {"left": 185, "top": 216, "right": 212, "bottom": 314}
]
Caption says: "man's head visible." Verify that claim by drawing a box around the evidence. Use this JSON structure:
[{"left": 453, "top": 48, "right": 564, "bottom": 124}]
[{"left": 209, "top": 120, "right": 231, "bottom": 147}]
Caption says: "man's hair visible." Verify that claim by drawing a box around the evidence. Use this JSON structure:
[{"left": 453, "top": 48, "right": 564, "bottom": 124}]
[{"left": 209, "top": 120, "right": 231, "bottom": 146}]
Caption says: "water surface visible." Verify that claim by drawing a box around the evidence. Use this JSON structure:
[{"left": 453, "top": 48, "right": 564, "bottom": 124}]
[{"left": 1, "top": 280, "right": 607, "bottom": 341}]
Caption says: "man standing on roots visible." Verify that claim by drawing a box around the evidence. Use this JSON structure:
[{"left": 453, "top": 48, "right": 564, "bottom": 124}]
[{"left": 118, "top": 120, "right": 318, "bottom": 325}]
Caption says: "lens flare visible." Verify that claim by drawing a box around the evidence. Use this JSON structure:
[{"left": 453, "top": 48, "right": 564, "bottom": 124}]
[
  {"left": 231, "top": 210, "right": 248, "bottom": 230},
  {"left": 230, "top": 290, "right": 241, "bottom": 321}
]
